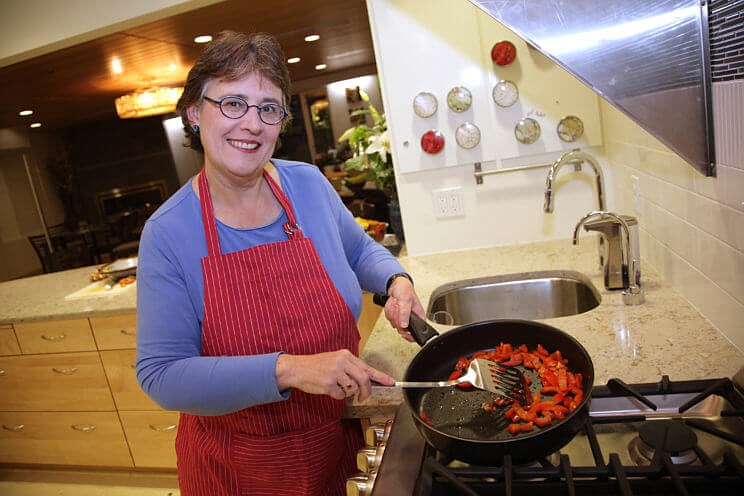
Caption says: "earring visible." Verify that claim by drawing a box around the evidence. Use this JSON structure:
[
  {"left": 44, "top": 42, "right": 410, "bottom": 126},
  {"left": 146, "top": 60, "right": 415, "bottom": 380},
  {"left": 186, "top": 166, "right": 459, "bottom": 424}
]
[{"left": 192, "top": 124, "right": 200, "bottom": 134}]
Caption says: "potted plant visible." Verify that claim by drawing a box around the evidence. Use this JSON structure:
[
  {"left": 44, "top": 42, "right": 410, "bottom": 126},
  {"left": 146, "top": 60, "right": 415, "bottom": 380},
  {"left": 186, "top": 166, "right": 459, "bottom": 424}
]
[{"left": 338, "top": 90, "right": 403, "bottom": 240}]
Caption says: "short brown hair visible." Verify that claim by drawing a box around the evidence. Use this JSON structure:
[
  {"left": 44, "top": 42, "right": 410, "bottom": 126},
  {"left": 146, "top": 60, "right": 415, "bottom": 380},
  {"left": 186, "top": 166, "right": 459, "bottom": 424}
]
[{"left": 177, "top": 31, "right": 292, "bottom": 152}]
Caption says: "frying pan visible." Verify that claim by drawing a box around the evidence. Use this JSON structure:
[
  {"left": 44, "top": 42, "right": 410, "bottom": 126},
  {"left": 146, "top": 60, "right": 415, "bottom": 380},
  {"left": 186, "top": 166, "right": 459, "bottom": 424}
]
[{"left": 373, "top": 294, "right": 594, "bottom": 465}]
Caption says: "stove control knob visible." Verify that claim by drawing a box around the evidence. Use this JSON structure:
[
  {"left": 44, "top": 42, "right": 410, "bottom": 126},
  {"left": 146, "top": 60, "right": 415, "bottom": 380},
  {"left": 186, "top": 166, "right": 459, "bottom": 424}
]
[
  {"left": 346, "top": 470, "right": 377, "bottom": 496},
  {"left": 364, "top": 420, "right": 392, "bottom": 447},
  {"left": 356, "top": 442, "right": 386, "bottom": 472}
]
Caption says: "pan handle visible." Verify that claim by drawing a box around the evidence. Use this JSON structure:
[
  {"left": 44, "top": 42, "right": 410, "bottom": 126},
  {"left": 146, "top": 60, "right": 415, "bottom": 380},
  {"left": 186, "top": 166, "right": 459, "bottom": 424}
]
[{"left": 372, "top": 293, "right": 439, "bottom": 346}]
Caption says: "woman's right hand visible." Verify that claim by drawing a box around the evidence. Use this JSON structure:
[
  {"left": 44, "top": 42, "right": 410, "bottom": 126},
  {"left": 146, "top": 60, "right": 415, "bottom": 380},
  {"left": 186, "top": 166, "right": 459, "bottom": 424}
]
[{"left": 275, "top": 350, "right": 395, "bottom": 402}]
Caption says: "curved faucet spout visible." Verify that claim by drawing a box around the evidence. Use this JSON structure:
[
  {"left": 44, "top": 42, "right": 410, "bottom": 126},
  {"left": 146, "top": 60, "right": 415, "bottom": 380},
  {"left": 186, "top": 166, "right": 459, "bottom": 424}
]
[{"left": 544, "top": 149, "right": 606, "bottom": 214}]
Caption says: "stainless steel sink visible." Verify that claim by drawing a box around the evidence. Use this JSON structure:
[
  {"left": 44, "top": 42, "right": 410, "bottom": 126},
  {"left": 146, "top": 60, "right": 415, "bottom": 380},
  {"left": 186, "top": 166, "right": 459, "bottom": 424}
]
[{"left": 426, "top": 270, "right": 601, "bottom": 325}]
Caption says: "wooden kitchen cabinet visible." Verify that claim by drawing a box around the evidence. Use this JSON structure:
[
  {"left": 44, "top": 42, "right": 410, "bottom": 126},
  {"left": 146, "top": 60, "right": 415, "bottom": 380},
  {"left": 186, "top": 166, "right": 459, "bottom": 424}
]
[
  {"left": 0, "top": 324, "right": 20, "bottom": 356},
  {"left": 100, "top": 349, "right": 160, "bottom": 410},
  {"left": 13, "top": 318, "right": 95, "bottom": 354},
  {"left": 119, "top": 411, "right": 178, "bottom": 468},
  {"left": 0, "top": 411, "right": 132, "bottom": 467},
  {"left": 0, "top": 352, "right": 115, "bottom": 411},
  {"left": 90, "top": 313, "right": 137, "bottom": 350}
]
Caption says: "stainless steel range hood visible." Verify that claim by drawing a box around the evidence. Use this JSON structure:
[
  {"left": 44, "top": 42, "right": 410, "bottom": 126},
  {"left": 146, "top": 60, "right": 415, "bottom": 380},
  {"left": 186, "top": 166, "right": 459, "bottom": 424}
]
[{"left": 469, "top": 0, "right": 715, "bottom": 176}]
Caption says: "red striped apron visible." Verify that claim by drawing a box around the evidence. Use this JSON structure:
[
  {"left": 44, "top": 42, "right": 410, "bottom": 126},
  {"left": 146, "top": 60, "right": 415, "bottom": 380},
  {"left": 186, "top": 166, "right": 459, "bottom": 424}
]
[{"left": 175, "top": 168, "right": 362, "bottom": 495}]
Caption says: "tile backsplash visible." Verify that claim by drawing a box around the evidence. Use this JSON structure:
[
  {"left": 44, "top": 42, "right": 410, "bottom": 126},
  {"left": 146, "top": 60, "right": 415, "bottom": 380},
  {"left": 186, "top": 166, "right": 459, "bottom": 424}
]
[{"left": 601, "top": 80, "right": 744, "bottom": 352}]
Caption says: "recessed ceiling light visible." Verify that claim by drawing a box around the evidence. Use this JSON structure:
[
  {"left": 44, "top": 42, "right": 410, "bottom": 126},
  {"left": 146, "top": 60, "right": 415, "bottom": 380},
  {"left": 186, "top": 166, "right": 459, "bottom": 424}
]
[
  {"left": 111, "top": 57, "right": 123, "bottom": 74},
  {"left": 19, "top": 110, "right": 33, "bottom": 116},
  {"left": 30, "top": 123, "right": 42, "bottom": 128},
  {"left": 194, "top": 35, "right": 212, "bottom": 44},
  {"left": 287, "top": 57, "right": 301, "bottom": 64},
  {"left": 304, "top": 34, "right": 320, "bottom": 42},
  {"left": 314, "top": 64, "right": 327, "bottom": 71}
]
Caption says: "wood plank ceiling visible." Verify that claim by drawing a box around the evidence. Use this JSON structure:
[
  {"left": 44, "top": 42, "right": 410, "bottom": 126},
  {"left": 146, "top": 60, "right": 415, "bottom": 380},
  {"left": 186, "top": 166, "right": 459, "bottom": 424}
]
[{"left": 0, "top": 0, "right": 375, "bottom": 131}]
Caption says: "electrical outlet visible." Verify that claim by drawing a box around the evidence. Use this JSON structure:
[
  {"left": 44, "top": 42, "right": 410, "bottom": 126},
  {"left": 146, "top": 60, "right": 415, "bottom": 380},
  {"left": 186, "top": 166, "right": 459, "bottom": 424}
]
[
  {"left": 631, "top": 175, "right": 641, "bottom": 215},
  {"left": 432, "top": 187, "right": 465, "bottom": 218}
]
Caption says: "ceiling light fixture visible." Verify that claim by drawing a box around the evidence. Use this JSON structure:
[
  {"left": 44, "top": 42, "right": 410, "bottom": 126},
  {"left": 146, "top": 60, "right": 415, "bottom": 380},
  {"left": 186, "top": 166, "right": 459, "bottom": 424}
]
[
  {"left": 194, "top": 35, "right": 212, "bottom": 43},
  {"left": 30, "top": 123, "right": 42, "bottom": 128},
  {"left": 314, "top": 64, "right": 327, "bottom": 71},
  {"left": 19, "top": 110, "right": 33, "bottom": 116},
  {"left": 115, "top": 86, "right": 184, "bottom": 119},
  {"left": 287, "top": 57, "right": 301, "bottom": 64},
  {"left": 304, "top": 34, "right": 320, "bottom": 42}
]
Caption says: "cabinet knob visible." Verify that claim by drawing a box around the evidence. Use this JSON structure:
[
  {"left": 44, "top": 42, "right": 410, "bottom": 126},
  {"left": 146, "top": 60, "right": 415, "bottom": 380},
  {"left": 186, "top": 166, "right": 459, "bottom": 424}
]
[
  {"left": 119, "top": 328, "right": 136, "bottom": 336},
  {"left": 2, "top": 424, "right": 24, "bottom": 432}
]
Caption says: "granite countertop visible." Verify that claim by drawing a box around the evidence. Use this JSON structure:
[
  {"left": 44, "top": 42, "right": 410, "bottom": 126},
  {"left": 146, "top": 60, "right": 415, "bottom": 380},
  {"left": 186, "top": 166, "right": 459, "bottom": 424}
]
[
  {"left": 3, "top": 240, "right": 742, "bottom": 420},
  {"left": 0, "top": 265, "right": 136, "bottom": 323},
  {"left": 350, "top": 238, "right": 744, "bottom": 417}
]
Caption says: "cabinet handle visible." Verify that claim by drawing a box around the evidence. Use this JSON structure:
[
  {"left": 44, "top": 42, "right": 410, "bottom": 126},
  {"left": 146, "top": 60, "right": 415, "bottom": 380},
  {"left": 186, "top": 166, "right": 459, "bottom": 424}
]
[
  {"left": 52, "top": 367, "right": 79, "bottom": 375},
  {"left": 2, "top": 424, "right": 24, "bottom": 432},
  {"left": 119, "top": 328, "right": 136, "bottom": 336},
  {"left": 149, "top": 424, "right": 177, "bottom": 432},
  {"left": 41, "top": 333, "right": 67, "bottom": 341},
  {"left": 71, "top": 424, "right": 96, "bottom": 432},
  {"left": 0, "top": 369, "right": 5, "bottom": 376}
]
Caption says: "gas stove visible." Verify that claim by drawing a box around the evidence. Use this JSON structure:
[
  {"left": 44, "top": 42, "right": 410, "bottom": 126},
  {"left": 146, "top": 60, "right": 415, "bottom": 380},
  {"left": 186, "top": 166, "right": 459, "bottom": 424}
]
[{"left": 348, "top": 374, "right": 744, "bottom": 496}]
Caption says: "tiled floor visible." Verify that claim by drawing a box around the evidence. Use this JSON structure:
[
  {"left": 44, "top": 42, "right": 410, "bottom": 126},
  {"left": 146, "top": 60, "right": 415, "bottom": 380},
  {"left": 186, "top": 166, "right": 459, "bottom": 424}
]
[{"left": 0, "top": 468, "right": 180, "bottom": 495}]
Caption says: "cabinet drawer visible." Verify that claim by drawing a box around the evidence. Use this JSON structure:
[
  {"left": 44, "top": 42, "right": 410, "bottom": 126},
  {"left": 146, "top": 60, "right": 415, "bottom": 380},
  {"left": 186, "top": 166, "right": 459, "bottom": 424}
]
[
  {"left": 0, "top": 325, "right": 20, "bottom": 356},
  {"left": 0, "top": 352, "right": 115, "bottom": 411},
  {"left": 90, "top": 314, "right": 137, "bottom": 350},
  {"left": 14, "top": 318, "right": 95, "bottom": 354},
  {"left": 119, "top": 411, "right": 178, "bottom": 468},
  {"left": 0, "top": 411, "right": 133, "bottom": 467},
  {"left": 100, "top": 349, "right": 160, "bottom": 410}
]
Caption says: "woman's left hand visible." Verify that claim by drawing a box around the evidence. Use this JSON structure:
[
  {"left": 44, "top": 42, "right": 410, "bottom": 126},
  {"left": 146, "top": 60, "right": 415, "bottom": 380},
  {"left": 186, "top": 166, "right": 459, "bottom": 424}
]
[{"left": 383, "top": 276, "right": 425, "bottom": 342}]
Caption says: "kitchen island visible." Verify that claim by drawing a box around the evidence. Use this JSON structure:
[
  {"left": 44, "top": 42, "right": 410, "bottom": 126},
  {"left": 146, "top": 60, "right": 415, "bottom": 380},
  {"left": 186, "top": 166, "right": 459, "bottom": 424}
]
[{"left": 351, "top": 238, "right": 744, "bottom": 417}]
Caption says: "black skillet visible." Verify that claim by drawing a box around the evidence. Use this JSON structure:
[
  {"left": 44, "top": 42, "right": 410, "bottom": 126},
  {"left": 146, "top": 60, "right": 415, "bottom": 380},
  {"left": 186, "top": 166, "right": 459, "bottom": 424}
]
[{"left": 373, "top": 294, "right": 594, "bottom": 465}]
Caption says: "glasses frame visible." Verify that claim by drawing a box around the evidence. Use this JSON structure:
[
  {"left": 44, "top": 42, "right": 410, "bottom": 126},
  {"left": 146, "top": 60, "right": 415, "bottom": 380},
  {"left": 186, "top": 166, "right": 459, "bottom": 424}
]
[{"left": 202, "top": 95, "right": 288, "bottom": 125}]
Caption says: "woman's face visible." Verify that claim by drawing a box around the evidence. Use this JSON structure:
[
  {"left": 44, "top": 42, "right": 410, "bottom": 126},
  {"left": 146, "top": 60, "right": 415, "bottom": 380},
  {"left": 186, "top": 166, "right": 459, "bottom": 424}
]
[{"left": 189, "top": 72, "right": 284, "bottom": 183}]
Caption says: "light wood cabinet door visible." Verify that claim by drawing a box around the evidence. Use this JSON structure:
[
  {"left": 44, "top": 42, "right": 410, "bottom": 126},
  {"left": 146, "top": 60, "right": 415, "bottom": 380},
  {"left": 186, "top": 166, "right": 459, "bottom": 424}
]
[
  {"left": 0, "top": 352, "right": 115, "bottom": 411},
  {"left": 14, "top": 318, "right": 95, "bottom": 354},
  {"left": 90, "top": 314, "right": 137, "bottom": 350},
  {"left": 0, "top": 411, "right": 133, "bottom": 467},
  {"left": 100, "top": 349, "right": 160, "bottom": 410},
  {"left": 119, "top": 411, "right": 178, "bottom": 468},
  {"left": 0, "top": 325, "right": 20, "bottom": 356}
]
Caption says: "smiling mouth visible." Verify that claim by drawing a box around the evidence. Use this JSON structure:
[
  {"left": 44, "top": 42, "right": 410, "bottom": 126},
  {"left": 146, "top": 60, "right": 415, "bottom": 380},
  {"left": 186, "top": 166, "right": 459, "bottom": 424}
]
[{"left": 227, "top": 139, "right": 259, "bottom": 150}]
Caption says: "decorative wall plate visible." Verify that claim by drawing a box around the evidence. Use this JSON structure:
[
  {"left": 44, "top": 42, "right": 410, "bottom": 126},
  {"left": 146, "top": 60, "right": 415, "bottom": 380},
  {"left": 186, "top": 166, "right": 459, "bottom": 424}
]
[
  {"left": 455, "top": 122, "right": 481, "bottom": 149},
  {"left": 421, "top": 130, "right": 445, "bottom": 154},
  {"left": 557, "top": 115, "right": 585, "bottom": 142},
  {"left": 492, "top": 80, "right": 519, "bottom": 108},
  {"left": 514, "top": 117, "right": 541, "bottom": 144},
  {"left": 491, "top": 40, "right": 517, "bottom": 66},
  {"left": 446, "top": 86, "right": 472, "bottom": 113},
  {"left": 413, "top": 91, "right": 438, "bottom": 118}
]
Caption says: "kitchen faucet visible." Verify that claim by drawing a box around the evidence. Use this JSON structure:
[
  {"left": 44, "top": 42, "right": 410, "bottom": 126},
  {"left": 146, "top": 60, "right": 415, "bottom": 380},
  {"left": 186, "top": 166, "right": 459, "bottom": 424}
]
[
  {"left": 573, "top": 211, "right": 644, "bottom": 305},
  {"left": 544, "top": 149, "right": 606, "bottom": 268}
]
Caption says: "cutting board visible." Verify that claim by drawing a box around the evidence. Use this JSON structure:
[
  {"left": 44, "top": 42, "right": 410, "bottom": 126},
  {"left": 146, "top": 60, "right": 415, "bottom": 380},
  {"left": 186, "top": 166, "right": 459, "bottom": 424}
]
[{"left": 64, "top": 279, "right": 136, "bottom": 300}]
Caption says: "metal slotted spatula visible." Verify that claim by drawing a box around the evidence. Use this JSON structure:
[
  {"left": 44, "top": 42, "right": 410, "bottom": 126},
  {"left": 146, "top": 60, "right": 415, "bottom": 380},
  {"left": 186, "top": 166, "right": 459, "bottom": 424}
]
[{"left": 395, "top": 358, "right": 530, "bottom": 404}]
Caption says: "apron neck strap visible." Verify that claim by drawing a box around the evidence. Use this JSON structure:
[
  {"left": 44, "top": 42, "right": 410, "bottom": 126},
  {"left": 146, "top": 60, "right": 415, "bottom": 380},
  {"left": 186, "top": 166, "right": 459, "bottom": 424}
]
[{"left": 197, "top": 167, "right": 303, "bottom": 256}]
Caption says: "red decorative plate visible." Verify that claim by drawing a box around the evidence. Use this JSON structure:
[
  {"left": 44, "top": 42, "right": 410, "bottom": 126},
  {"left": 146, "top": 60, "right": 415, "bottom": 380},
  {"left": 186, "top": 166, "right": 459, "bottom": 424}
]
[
  {"left": 421, "top": 130, "right": 444, "bottom": 154},
  {"left": 491, "top": 40, "right": 516, "bottom": 66}
]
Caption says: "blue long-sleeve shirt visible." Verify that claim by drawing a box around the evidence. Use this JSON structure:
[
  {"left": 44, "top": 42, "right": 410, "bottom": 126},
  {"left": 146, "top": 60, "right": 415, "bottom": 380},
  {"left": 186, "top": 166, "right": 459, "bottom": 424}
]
[{"left": 135, "top": 160, "right": 404, "bottom": 416}]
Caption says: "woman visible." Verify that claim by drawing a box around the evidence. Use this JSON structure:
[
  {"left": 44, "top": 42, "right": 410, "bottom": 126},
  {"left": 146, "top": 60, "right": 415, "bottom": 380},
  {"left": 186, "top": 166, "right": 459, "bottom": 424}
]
[{"left": 135, "top": 31, "right": 423, "bottom": 495}]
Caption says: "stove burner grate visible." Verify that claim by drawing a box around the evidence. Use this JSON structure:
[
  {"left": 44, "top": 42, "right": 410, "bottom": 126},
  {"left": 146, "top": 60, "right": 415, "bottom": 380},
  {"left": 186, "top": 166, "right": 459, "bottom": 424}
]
[{"left": 628, "top": 419, "right": 699, "bottom": 466}]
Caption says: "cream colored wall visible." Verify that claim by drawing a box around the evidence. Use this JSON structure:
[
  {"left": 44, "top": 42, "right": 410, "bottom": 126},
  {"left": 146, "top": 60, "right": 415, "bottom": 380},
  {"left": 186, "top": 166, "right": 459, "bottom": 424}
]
[
  {"left": 600, "top": 81, "right": 744, "bottom": 351},
  {"left": 0, "top": 0, "right": 223, "bottom": 66}
]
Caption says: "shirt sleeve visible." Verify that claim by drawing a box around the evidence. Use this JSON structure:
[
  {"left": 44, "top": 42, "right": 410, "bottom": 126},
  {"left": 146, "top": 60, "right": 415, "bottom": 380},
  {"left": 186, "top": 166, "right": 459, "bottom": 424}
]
[
  {"left": 323, "top": 180, "right": 407, "bottom": 293},
  {"left": 135, "top": 217, "right": 290, "bottom": 416}
]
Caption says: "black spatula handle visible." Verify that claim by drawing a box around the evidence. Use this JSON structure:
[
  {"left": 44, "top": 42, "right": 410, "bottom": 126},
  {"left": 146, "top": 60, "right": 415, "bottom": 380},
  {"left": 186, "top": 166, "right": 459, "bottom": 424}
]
[{"left": 372, "top": 293, "right": 439, "bottom": 347}]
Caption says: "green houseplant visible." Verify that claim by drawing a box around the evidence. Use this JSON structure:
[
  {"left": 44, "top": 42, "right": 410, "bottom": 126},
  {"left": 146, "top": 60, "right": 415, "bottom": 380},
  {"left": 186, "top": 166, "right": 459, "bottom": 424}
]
[{"left": 337, "top": 90, "right": 403, "bottom": 240}]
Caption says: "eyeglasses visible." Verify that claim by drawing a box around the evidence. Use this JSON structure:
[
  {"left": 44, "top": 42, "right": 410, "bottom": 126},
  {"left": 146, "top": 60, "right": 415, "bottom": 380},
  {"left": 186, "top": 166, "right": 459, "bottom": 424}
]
[{"left": 202, "top": 95, "right": 288, "bottom": 125}]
